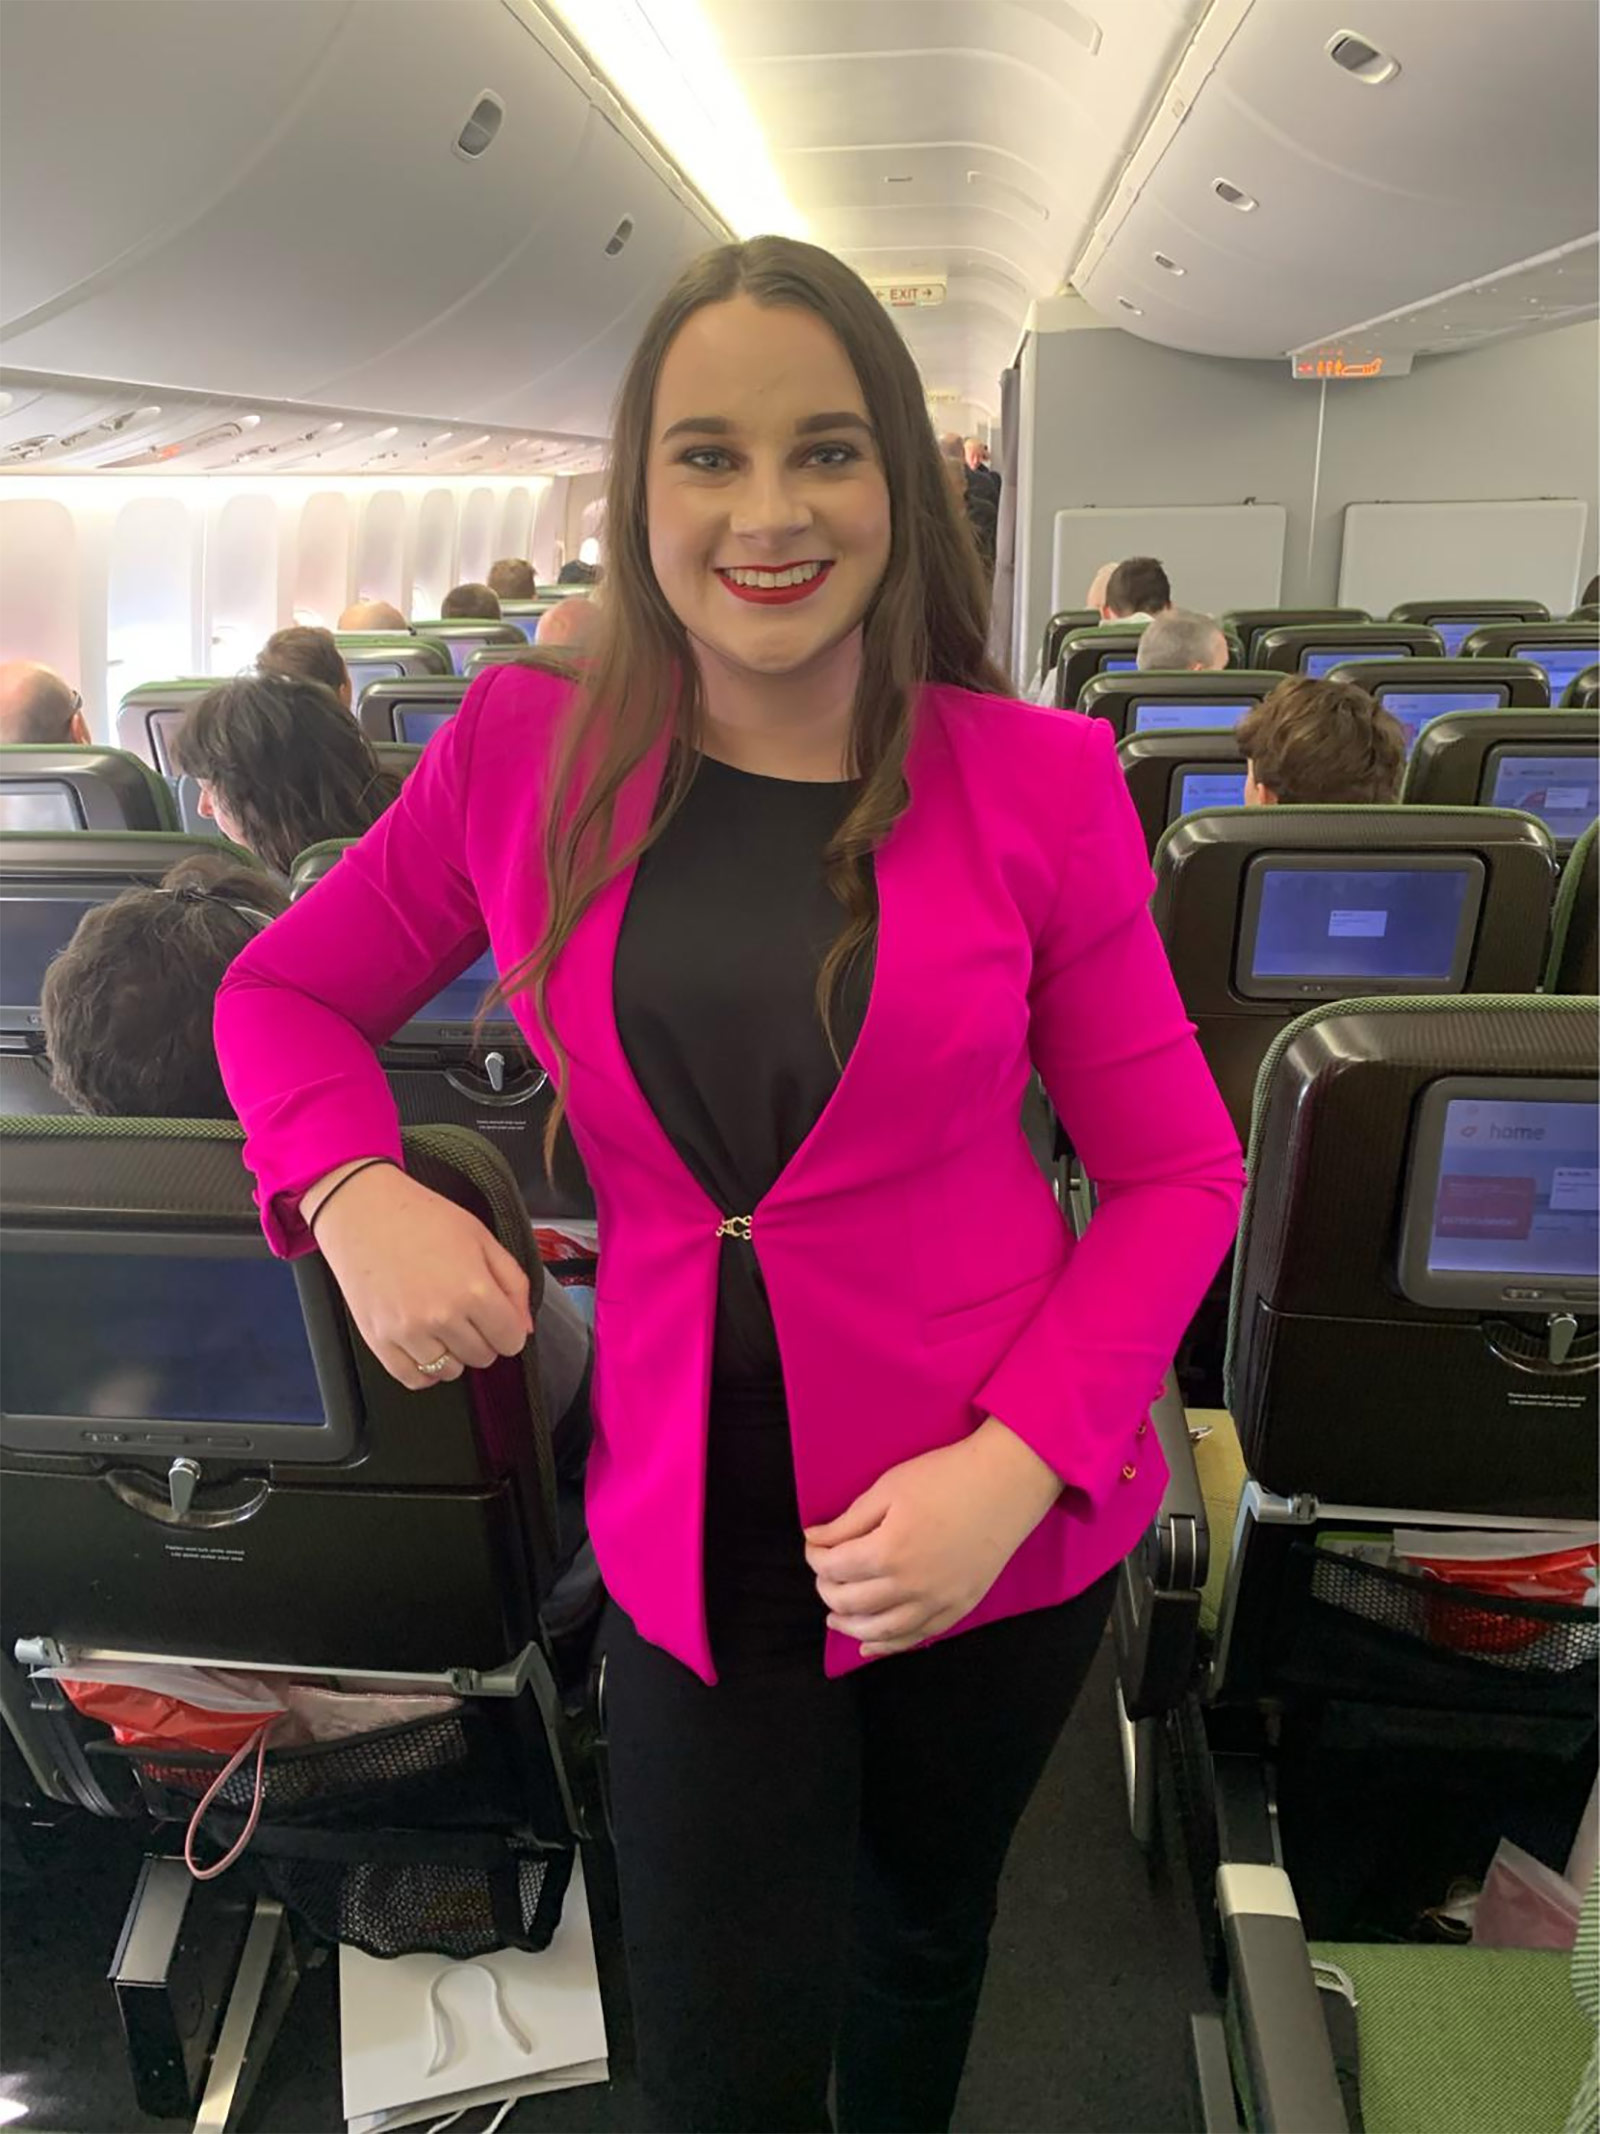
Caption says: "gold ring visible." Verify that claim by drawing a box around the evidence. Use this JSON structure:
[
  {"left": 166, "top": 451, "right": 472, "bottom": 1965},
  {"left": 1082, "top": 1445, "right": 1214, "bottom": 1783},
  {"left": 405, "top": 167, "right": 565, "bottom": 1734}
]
[{"left": 416, "top": 1353, "right": 454, "bottom": 1377}]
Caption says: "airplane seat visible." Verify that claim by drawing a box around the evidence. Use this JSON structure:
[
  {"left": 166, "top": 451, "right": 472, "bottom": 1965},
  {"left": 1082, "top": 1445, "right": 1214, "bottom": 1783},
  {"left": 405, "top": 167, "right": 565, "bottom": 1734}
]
[
  {"left": 1563, "top": 663, "right": 1599, "bottom": 709},
  {"left": 1402, "top": 710, "right": 1598, "bottom": 855},
  {"left": 1220, "top": 608, "right": 1369, "bottom": 666},
  {"left": 1040, "top": 607, "right": 1099, "bottom": 677},
  {"left": 1082, "top": 667, "right": 1280, "bottom": 745},
  {"left": 1461, "top": 623, "right": 1600, "bottom": 711},
  {"left": 354, "top": 674, "right": 469, "bottom": 743},
  {"left": 1254, "top": 623, "right": 1446, "bottom": 677},
  {"left": 0, "top": 829, "right": 274, "bottom": 1119},
  {"left": 1389, "top": 598, "right": 1551, "bottom": 659},
  {"left": 464, "top": 644, "right": 583, "bottom": 683},
  {"left": 1115, "top": 997, "right": 1597, "bottom": 1979},
  {"left": 497, "top": 599, "right": 562, "bottom": 644},
  {"left": 1142, "top": 999, "right": 1599, "bottom": 2134},
  {"left": 0, "top": 1116, "right": 601, "bottom": 2118},
  {"left": 1545, "top": 825, "right": 1599, "bottom": 994},
  {"left": 1116, "top": 732, "right": 1249, "bottom": 858},
  {"left": 114, "top": 678, "right": 217, "bottom": 773},
  {"left": 406, "top": 621, "right": 526, "bottom": 675},
  {"left": 1054, "top": 625, "right": 1149, "bottom": 708},
  {"left": 370, "top": 741, "right": 423, "bottom": 785},
  {"left": 289, "top": 839, "right": 595, "bottom": 1221},
  {"left": 0, "top": 744, "right": 179, "bottom": 833},
  {"left": 1332, "top": 656, "right": 1553, "bottom": 758}
]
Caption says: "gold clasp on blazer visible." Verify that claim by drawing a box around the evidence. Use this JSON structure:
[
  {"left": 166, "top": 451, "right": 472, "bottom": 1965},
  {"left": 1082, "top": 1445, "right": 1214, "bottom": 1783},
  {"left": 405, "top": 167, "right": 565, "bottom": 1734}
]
[{"left": 715, "top": 1215, "right": 753, "bottom": 1241}]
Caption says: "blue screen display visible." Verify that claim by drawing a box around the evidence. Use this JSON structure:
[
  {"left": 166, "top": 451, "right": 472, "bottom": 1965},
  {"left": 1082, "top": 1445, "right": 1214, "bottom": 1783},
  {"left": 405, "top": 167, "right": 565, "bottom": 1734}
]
[
  {"left": 1250, "top": 866, "right": 1475, "bottom": 984},
  {"left": 1301, "top": 645, "right": 1411, "bottom": 679},
  {"left": 506, "top": 615, "right": 541, "bottom": 643},
  {"left": 1427, "top": 1098, "right": 1598, "bottom": 1282},
  {"left": 345, "top": 657, "right": 407, "bottom": 700},
  {"left": 1486, "top": 753, "right": 1600, "bottom": 847},
  {"left": 1132, "top": 703, "right": 1252, "bottom": 733},
  {"left": 1511, "top": 645, "right": 1597, "bottom": 705},
  {"left": 395, "top": 707, "right": 456, "bottom": 745},
  {"left": 1100, "top": 656, "right": 1140, "bottom": 674},
  {"left": 2, "top": 1250, "right": 326, "bottom": 1427},
  {"left": 1176, "top": 770, "right": 1248, "bottom": 815},
  {"left": 410, "top": 946, "right": 501, "bottom": 1031},
  {"left": 1376, "top": 688, "right": 1506, "bottom": 754}
]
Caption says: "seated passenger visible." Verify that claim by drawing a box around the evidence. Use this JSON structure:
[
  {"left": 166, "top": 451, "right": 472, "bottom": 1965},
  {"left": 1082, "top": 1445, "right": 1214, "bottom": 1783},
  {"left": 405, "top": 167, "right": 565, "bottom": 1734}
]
[
  {"left": 488, "top": 558, "right": 538, "bottom": 600},
  {"left": 258, "top": 624, "right": 353, "bottom": 708},
  {"left": 1136, "top": 609, "right": 1228, "bottom": 673},
  {"left": 337, "top": 598, "right": 409, "bottom": 632},
  {"left": 1236, "top": 676, "right": 1406, "bottom": 806},
  {"left": 534, "top": 595, "right": 600, "bottom": 653},
  {"left": 556, "top": 558, "right": 600, "bottom": 586},
  {"left": 440, "top": 582, "right": 502, "bottom": 621},
  {"left": 42, "top": 852, "right": 289, "bottom": 1117},
  {"left": 0, "top": 659, "right": 91, "bottom": 745},
  {"left": 172, "top": 673, "right": 402, "bottom": 877},
  {"left": 40, "top": 849, "right": 595, "bottom": 1524},
  {"left": 1100, "top": 554, "right": 1172, "bottom": 625}
]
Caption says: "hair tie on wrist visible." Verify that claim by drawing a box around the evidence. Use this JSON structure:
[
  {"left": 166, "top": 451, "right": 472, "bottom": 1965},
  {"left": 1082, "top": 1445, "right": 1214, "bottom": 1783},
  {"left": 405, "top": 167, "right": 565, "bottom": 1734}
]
[{"left": 306, "top": 1157, "right": 396, "bottom": 1237}]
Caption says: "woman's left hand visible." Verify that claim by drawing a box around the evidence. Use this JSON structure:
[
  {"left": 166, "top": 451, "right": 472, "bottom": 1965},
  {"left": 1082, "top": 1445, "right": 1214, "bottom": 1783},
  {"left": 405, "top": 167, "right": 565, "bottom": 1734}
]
[{"left": 803, "top": 1419, "right": 1064, "bottom": 1658}]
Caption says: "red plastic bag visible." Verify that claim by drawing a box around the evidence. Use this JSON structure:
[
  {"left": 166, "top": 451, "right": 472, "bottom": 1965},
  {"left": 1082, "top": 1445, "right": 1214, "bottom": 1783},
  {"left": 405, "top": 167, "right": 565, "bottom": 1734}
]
[{"left": 58, "top": 1677, "right": 285, "bottom": 1755}]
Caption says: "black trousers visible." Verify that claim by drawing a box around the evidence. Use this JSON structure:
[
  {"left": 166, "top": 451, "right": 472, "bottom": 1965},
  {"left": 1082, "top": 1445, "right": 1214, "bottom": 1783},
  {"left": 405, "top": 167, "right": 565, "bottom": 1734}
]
[{"left": 600, "top": 1566, "right": 1118, "bottom": 2133}]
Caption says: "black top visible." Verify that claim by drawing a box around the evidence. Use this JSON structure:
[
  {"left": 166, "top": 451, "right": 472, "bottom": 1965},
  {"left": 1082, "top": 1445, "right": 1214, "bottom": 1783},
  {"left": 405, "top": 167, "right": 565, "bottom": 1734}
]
[
  {"left": 614, "top": 749, "right": 876, "bottom": 1670},
  {"left": 615, "top": 749, "right": 875, "bottom": 1398}
]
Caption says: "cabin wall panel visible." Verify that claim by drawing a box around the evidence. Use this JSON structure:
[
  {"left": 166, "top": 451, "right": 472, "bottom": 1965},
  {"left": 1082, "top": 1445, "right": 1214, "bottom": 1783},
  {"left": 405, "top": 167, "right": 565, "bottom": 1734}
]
[
  {"left": 107, "top": 496, "right": 200, "bottom": 703},
  {"left": 208, "top": 492, "right": 279, "bottom": 676},
  {"left": 0, "top": 499, "right": 80, "bottom": 688}
]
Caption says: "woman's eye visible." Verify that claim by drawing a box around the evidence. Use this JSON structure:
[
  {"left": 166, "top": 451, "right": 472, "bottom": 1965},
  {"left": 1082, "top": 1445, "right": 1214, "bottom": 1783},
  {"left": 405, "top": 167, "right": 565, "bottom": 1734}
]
[
  {"left": 681, "top": 447, "right": 733, "bottom": 472},
  {"left": 806, "top": 442, "right": 861, "bottom": 468}
]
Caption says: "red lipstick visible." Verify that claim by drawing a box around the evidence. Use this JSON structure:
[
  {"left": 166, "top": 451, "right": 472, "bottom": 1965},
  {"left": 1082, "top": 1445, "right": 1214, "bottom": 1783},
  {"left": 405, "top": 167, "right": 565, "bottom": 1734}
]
[{"left": 715, "top": 561, "right": 833, "bottom": 606}]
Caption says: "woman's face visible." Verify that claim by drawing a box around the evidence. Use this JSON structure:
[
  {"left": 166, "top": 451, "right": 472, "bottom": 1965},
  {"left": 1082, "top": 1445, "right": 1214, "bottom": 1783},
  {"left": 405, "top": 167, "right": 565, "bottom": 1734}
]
[
  {"left": 195, "top": 780, "right": 247, "bottom": 848},
  {"left": 645, "top": 295, "right": 892, "bottom": 682}
]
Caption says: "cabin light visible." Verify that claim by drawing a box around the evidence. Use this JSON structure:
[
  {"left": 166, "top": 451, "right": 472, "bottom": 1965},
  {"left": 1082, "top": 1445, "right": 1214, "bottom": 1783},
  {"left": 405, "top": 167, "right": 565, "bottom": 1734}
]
[
  {"left": 546, "top": 0, "right": 806, "bottom": 239},
  {"left": 313, "top": 421, "right": 344, "bottom": 437},
  {"left": 238, "top": 414, "right": 261, "bottom": 429},
  {"left": 578, "top": 537, "right": 602, "bottom": 565},
  {"left": 427, "top": 432, "right": 455, "bottom": 448},
  {"left": 1213, "top": 179, "right": 1257, "bottom": 212},
  {"left": 371, "top": 426, "right": 399, "bottom": 441},
  {"left": 0, "top": 392, "right": 12, "bottom": 416},
  {"left": 1153, "top": 252, "right": 1185, "bottom": 276},
  {"left": 1118, "top": 298, "right": 1144, "bottom": 314},
  {"left": 1326, "top": 30, "right": 1401, "bottom": 85}
]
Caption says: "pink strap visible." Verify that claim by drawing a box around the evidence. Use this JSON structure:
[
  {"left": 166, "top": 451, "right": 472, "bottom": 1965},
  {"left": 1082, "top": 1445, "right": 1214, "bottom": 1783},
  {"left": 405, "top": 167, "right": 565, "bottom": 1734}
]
[{"left": 183, "top": 1720, "right": 274, "bottom": 1881}]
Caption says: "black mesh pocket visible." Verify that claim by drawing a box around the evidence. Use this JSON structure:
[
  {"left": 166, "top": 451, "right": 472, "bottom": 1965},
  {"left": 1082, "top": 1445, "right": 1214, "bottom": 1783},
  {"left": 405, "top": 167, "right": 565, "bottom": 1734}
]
[
  {"left": 103, "top": 1709, "right": 485, "bottom": 1827},
  {"left": 256, "top": 1835, "right": 574, "bottom": 1960},
  {"left": 1271, "top": 1543, "right": 1599, "bottom": 1715}
]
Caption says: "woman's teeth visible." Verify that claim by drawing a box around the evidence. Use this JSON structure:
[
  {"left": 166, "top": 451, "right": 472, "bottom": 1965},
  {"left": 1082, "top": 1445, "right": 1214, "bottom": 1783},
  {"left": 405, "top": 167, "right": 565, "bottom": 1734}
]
[{"left": 719, "top": 563, "right": 825, "bottom": 588}]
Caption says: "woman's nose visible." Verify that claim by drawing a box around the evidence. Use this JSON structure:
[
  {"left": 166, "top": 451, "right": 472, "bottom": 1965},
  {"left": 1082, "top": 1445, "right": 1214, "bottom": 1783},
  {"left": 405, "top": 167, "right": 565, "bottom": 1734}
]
[{"left": 728, "top": 462, "right": 812, "bottom": 544}]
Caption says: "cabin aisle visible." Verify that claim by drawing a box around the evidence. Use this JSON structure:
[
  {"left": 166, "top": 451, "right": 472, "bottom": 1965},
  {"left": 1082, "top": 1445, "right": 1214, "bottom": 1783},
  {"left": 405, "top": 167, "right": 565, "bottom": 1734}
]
[{"left": 0, "top": 1639, "right": 1212, "bottom": 2131}]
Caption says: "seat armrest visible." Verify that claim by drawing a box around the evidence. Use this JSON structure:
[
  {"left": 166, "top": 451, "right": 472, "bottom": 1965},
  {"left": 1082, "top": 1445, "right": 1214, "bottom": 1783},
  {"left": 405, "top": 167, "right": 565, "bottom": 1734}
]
[
  {"left": 1112, "top": 1370, "right": 1210, "bottom": 1720},
  {"left": 1218, "top": 1865, "right": 1349, "bottom": 2134}
]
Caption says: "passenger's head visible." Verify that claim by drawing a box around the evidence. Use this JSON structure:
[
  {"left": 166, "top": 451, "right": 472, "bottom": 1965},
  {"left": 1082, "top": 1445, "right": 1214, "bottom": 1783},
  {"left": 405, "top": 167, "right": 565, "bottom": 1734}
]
[
  {"left": 41, "top": 852, "right": 289, "bottom": 1119},
  {"left": 0, "top": 660, "right": 90, "bottom": 746},
  {"left": 1582, "top": 573, "right": 1599, "bottom": 609},
  {"left": 1236, "top": 676, "right": 1407, "bottom": 807},
  {"left": 440, "top": 582, "right": 501, "bottom": 621},
  {"left": 1103, "top": 556, "right": 1171, "bottom": 621},
  {"left": 1136, "top": 609, "right": 1228, "bottom": 674},
  {"left": 1083, "top": 561, "right": 1116, "bottom": 613},
  {"left": 171, "top": 672, "right": 401, "bottom": 877},
  {"left": 963, "top": 437, "right": 989, "bottom": 470},
  {"left": 337, "top": 599, "right": 408, "bottom": 632},
  {"left": 488, "top": 557, "right": 537, "bottom": 600},
  {"left": 534, "top": 595, "right": 601, "bottom": 652},
  {"left": 522, "top": 234, "right": 1003, "bottom": 1164},
  {"left": 258, "top": 625, "right": 352, "bottom": 708},
  {"left": 557, "top": 558, "right": 600, "bottom": 586}
]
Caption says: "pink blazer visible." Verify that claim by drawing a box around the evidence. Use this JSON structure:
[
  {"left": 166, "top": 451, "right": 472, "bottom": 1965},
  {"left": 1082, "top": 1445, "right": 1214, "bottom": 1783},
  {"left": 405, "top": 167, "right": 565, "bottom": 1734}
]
[{"left": 216, "top": 666, "right": 1243, "bottom": 1683}]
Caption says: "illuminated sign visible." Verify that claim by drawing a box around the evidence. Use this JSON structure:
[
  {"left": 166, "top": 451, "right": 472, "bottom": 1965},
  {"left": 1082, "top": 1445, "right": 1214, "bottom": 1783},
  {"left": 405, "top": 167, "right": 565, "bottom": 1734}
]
[
  {"left": 871, "top": 279, "right": 946, "bottom": 308},
  {"left": 1293, "top": 355, "right": 1385, "bottom": 378}
]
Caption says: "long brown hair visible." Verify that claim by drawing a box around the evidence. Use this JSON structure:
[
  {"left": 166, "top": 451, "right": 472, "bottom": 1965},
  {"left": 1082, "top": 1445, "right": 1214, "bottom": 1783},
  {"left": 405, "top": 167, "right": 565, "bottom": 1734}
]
[{"left": 506, "top": 235, "right": 1007, "bottom": 1176}]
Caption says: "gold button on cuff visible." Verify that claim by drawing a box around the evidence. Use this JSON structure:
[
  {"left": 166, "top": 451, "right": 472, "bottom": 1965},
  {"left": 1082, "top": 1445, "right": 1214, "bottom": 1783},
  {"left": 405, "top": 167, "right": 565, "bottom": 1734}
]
[
  {"left": 1136, "top": 1419, "right": 1149, "bottom": 1439},
  {"left": 1121, "top": 1463, "right": 1138, "bottom": 1481}
]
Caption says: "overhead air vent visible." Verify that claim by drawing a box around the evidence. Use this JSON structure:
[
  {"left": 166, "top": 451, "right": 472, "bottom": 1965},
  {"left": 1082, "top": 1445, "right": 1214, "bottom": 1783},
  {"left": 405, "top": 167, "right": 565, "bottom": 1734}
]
[
  {"left": 455, "top": 91, "right": 505, "bottom": 160},
  {"left": 604, "top": 216, "right": 635, "bottom": 257},
  {"left": 1118, "top": 298, "right": 1144, "bottom": 315},
  {"left": 1327, "top": 32, "right": 1400, "bottom": 85},
  {"left": 1153, "top": 252, "right": 1186, "bottom": 276},
  {"left": 1214, "top": 179, "right": 1257, "bottom": 212}
]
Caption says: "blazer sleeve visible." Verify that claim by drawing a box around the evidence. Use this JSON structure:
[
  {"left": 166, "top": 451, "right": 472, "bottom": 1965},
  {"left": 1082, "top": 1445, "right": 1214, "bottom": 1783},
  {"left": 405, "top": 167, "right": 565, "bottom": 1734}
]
[
  {"left": 974, "top": 714, "right": 1244, "bottom": 1510},
  {"left": 215, "top": 668, "right": 502, "bottom": 1257}
]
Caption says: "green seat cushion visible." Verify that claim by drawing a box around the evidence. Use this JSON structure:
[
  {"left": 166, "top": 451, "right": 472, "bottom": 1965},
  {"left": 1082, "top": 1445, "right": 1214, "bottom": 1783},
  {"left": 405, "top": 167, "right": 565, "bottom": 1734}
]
[
  {"left": 1309, "top": 1941, "right": 1593, "bottom": 2134},
  {"left": 1190, "top": 1408, "right": 1247, "bottom": 1638}
]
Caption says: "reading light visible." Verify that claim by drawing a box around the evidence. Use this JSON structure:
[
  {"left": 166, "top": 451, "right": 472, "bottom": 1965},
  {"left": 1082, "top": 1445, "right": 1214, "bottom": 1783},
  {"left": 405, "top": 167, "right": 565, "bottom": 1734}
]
[
  {"left": 1153, "top": 252, "right": 1186, "bottom": 276},
  {"left": 1327, "top": 31, "right": 1401, "bottom": 84},
  {"left": 1118, "top": 297, "right": 1144, "bottom": 314},
  {"left": 546, "top": 0, "right": 805, "bottom": 238},
  {"left": 1214, "top": 179, "right": 1257, "bottom": 211}
]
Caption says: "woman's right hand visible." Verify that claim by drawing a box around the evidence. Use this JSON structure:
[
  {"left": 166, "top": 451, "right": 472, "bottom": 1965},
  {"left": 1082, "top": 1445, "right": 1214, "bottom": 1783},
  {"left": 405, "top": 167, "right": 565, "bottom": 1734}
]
[{"left": 303, "top": 1161, "right": 532, "bottom": 1389}]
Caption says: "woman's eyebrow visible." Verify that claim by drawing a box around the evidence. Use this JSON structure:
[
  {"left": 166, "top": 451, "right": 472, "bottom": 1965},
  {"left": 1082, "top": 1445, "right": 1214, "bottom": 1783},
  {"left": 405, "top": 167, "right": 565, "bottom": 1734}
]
[
  {"left": 795, "top": 411, "right": 873, "bottom": 438},
  {"left": 660, "top": 414, "right": 734, "bottom": 443}
]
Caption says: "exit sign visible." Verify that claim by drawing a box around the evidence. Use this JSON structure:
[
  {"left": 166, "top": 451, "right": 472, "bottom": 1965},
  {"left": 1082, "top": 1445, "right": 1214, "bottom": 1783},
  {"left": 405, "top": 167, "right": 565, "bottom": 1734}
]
[{"left": 871, "top": 279, "right": 946, "bottom": 308}]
